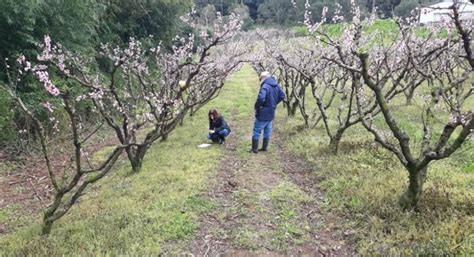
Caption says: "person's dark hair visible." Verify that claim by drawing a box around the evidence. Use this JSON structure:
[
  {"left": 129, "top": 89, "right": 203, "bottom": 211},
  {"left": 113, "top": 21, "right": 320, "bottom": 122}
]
[{"left": 208, "top": 109, "right": 221, "bottom": 122}]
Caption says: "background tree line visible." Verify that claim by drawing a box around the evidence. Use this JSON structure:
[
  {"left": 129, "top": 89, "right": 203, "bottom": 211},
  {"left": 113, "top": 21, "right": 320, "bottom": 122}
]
[
  {"left": 0, "top": 0, "right": 192, "bottom": 148},
  {"left": 1, "top": 0, "right": 244, "bottom": 233},
  {"left": 0, "top": 0, "right": 446, "bottom": 149},
  {"left": 195, "top": 0, "right": 440, "bottom": 27}
]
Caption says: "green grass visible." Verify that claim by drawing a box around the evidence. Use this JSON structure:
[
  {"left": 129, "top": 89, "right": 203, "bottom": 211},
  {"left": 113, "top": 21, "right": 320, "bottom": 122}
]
[
  {"left": 279, "top": 92, "right": 474, "bottom": 255},
  {"left": 0, "top": 210, "right": 9, "bottom": 224},
  {"left": 268, "top": 181, "right": 312, "bottom": 250},
  {"left": 1, "top": 116, "right": 219, "bottom": 255},
  {"left": 1, "top": 63, "right": 472, "bottom": 256},
  {"left": 276, "top": 59, "right": 474, "bottom": 255},
  {"left": 0, "top": 90, "right": 17, "bottom": 145},
  {"left": 270, "top": 181, "right": 311, "bottom": 210},
  {"left": 0, "top": 65, "right": 258, "bottom": 256},
  {"left": 234, "top": 226, "right": 261, "bottom": 250},
  {"left": 290, "top": 19, "right": 397, "bottom": 39}
]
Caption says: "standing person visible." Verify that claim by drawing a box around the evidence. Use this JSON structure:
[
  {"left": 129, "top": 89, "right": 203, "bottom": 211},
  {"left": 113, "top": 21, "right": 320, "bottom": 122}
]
[
  {"left": 250, "top": 71, "right": 286, "bottom": 153},
  {"left": 208, "top": 109, "right": 231, "bottom": 144}
]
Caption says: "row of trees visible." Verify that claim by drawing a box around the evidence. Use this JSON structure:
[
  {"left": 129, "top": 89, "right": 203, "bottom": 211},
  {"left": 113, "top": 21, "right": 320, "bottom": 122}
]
[
  {"left": 0, "top": 0, "right": 193, "bottom": 146},
  {"left": 0, "top": 0, "right": 447, "bottom": 147},
  {"left": 1, "top": 0, "right": 471, "bottom": 236},
  {"left": 1, "top": 11, "right": 245, "bottom": 234},
  {"left": 254, "top": 1, "right": 472, "bottom": 209}
]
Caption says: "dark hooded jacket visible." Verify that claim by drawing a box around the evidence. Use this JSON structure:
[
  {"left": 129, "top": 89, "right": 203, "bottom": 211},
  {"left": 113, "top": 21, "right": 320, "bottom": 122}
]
[
  {"left": 209, "top": 116, "right": 231, "bottom": 133},
  {"left": 254, "top": 76, "right": 286, "bottom": 121}
]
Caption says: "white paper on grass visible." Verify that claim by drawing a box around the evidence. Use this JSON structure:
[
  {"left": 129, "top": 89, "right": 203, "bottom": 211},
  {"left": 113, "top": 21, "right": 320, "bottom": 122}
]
[{"left": 197, "top": 143, "right": 213, "bottom": 148}]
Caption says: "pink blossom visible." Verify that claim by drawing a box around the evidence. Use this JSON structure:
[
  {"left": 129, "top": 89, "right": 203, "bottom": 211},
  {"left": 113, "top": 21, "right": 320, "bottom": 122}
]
[
  {"left": 38, "top": 35, "right": 52, "bottom": 61},
  {"left": 34, "top": 69, "right": 60, "bottom": 96},
  {"left": 42, "top": 101, "right": 55, "bottom": 113}
]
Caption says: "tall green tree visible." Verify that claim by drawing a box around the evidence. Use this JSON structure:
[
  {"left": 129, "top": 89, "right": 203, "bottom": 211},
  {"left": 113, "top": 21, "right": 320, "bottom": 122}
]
[
  {"left": 195, "top": 0, "right": 242, "bottom": 15},
  {"left": 256, "top": 0, "right": 352, "bottom": 25},
  {"left": 97, "top": 0, "right": 192, "bottom": 45},
  {"left": 0, "top": 0, "right": 103, "bottom": 146},
  {"left": 257, "top": 0, "right": 294, "bottom": 25},
  {"left": 0, "top": 0, "right": 38, "bottom": 61},
  {"left": 394, "top": 0, "right": 439, "bottom": 17},
  {"left": 242, "top": 0, "right": 265, "bottom": 19},
  {"left": 0, "top": 0, "right": 193, "bottom": 147},
  {"left": 0, "top": 0, "right": 101, "bottom": 78}
]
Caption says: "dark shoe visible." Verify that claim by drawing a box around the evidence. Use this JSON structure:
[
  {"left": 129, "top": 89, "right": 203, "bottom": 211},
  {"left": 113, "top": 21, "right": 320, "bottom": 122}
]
[
  {"left": 249, "top": 139, "right": 258, "bottom": 153},
  {"left": 219, "top": 136, "right": 225, "bottom": 144},
  {"left": 259, "top": 139, "right": 269, "bottom": 151}
]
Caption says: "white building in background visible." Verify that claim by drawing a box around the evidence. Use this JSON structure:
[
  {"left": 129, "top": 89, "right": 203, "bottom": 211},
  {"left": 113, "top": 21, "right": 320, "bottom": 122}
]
[{"left": 419, "top": 0, "right": 474, "bottom": 24}]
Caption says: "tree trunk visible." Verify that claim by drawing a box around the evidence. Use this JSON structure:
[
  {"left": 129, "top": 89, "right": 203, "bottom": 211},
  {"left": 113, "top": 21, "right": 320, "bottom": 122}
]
[
  {"left": 126, "top": 145, "right": 149, "bottom": 173},
  {"left": 399, "top": 166, "right": 428, "bottom": 210},
  {"left": 130, "top": 157, "right": 143, "bottom": 173},
  {"left": 329, "top": 134, "right": 341, "bottom": 154},
  {"left": 290, "top": 101, "right": 298, "bottom": 117},
  {"left": 329, "top": 138, "right": 339, "bottom": 154},
  {"left": 41, "top": 192, "right": 64, "bottom": 235},
  {"left": 302, "top": 113, "right": 309, "bottom": 128},
  {"left": 42, "top": 219, "right": 54, "bottom": 235},
  {"left": 404, "top": 89, "right": 415, "bottom": 105},
  {"left": 285, "top": 100, "right": 292, "bottom": 117},
  {"left": 329, "top": 128, "right": 346, "bottom": 154}
]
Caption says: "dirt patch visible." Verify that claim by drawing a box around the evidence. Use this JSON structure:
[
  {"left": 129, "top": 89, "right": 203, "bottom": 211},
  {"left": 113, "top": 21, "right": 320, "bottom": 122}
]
[
  {"left": 0, "top": 153, "right": 54, "bottom": 233},
  {"left": 0, "top": 133, "right": 119, "bottom": 234},
  {"left": 275, "top": 136, "right": 357, "bottom": 256},
  {"left": 184, "top": 112, "right": 357, "bottom": 256}
]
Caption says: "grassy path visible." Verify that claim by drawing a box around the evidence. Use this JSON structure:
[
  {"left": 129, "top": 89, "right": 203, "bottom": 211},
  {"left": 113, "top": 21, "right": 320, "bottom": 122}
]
[
  {"left": 184, "top": 66, "right": 354, "bottom": 256},
  {"left": 0, "top": 65, "right": 354, "bottom": 256},
  {"left": 1, "top": 65, "right": 472, "bottom": 256}
]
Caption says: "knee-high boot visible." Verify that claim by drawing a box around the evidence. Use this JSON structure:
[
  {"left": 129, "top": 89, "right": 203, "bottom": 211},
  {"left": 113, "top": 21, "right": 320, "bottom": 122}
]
[
  {"left": 250, "top": 139, "right": 258, "bottom": 153},
  {"left": 259, "top": 139, "right": 269, "bottom": 151}
]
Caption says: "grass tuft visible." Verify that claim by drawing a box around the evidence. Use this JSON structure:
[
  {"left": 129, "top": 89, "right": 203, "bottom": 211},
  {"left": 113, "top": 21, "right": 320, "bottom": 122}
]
[
  {"left": 280, "top": 110, "right": 474, "bottom": 256},
  {"left": 0, "top": 66, "right": 259, "bottom": 256}
]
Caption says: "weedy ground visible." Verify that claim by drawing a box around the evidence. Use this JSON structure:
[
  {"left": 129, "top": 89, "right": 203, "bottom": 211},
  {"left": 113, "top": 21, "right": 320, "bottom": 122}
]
[
  {"left": 0, "top": 65, "right": 472, "bottom": 256},
  {"left": 278, "top": 82, "right": 474, "bottom": 255}
]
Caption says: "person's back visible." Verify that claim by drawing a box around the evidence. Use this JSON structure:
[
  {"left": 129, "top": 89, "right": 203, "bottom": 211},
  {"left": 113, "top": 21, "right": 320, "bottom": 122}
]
[
  {"left": 250, "top": 72, "right": 286, "bottom": 153},
  {"left": 255, "top": 76, "right": 285, "bottom": 122}
]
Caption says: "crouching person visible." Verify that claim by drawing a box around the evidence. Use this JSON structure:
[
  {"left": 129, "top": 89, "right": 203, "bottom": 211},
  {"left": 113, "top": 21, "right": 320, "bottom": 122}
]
[{"left": 208, "top": 109, "right": 231, "bottom": 144}]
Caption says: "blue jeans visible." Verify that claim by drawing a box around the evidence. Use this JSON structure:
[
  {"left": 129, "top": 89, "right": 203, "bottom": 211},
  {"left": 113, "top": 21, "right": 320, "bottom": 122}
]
[
  {"left": 208, "top": 129, "right": 230, "bottom": 142},
  {"left": 252, "top": 119, "right": 272, "bottom": 141}
]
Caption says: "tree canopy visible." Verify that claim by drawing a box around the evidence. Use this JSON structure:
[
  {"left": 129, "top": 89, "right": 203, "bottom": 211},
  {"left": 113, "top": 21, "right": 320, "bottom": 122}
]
[{"left": 195, "top": 0, "right": 440, "bottom": 26}]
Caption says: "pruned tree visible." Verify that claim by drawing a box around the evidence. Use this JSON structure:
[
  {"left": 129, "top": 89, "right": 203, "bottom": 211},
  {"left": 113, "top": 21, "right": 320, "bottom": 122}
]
[
  {"left": 263, "top": 27, "right": 379, "bottom": 154},
  {"left": 0, "top": 11, "right": 245, "bottom": 235},
  {"left": 186, "top": 39, "right": 249, "bottom": 119},
  {"left": 247, "top": 32, "right": 279, "bottom": 75},
  {"left": 1, "top": 53, "right": 126, "bottom": 235},
  {"left": 305, "top": 1, "right": 473, "bottom": 208},
  {"left": 275, "top": 46, "right": 371, "bottom": 153},
  {"left": 268, "top": 39, "right": 315, "bottom": 123},
  {"left": 28, "top": 13, "right": 243, "bottom": 173}
]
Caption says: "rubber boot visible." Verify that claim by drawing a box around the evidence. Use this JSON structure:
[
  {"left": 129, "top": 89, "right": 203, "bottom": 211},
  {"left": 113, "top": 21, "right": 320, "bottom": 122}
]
[
  {"left": 219, "top": 135, "right": 225, "bottom": 144},
  {"left": 250, "top": 139, "right": 258, "bottom": 153},
  {"left": 259, "top": 139, "right": 269, "bottom": 152},
  {"left": 211, "top": 136, "right": 220, "bottom": 143}
]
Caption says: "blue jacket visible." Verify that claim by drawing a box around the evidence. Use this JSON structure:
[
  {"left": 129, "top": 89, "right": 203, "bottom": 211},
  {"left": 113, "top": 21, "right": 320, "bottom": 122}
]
[
  {"left": 209, "top": 116, "right": 231, "bottom": 133},
  {"left": 255, "top": 77, "right": 286, "bottom": 122}
]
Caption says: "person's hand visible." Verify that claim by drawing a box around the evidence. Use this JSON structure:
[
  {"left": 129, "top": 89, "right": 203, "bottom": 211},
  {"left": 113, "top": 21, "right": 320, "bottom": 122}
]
[{"left": 209, "top": 130, "right": 215, "bottom": 134}]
